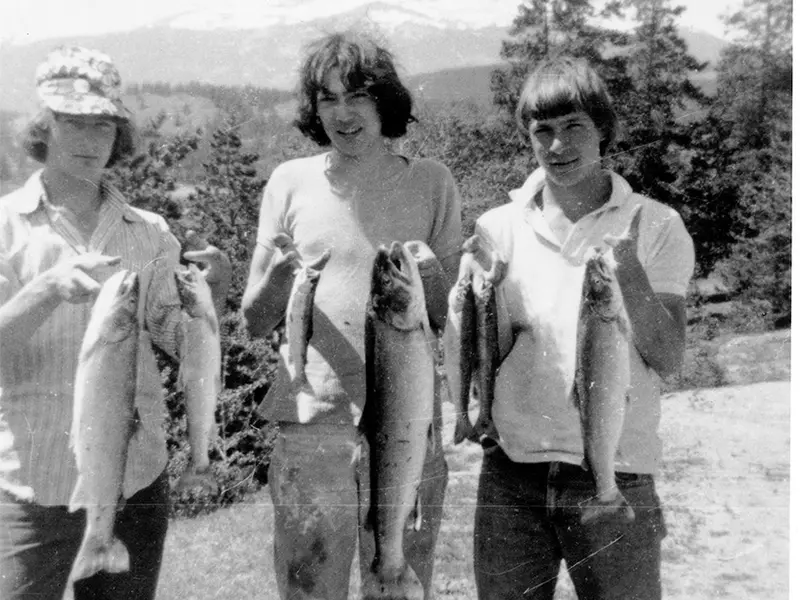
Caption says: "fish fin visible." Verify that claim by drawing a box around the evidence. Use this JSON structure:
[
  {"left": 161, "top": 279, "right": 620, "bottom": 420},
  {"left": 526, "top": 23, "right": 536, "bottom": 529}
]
[
  {"left": 175, "top": 465, "right": 219, "bottom": 495},
  {"left": 359, "top": 311, "right": 377, "bottom": 437},
  {"left": 362, "top": 563, "right": 424, "bottom": 600},
  {"left": 410, "top": 492, "right": 423, "bottom": 532},
  {"left": 453, "top": 413, "right": 473, "bottom": 445},
  {"left": 67, "top": 475, "right": 89, "bottom": 513},
  {"left": 69, "top": 536, "right": 130, "bottom": 582}
]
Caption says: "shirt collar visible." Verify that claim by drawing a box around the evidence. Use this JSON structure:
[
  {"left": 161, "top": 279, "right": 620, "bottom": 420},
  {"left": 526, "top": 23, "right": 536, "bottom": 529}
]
[
  {"left": 10, "top": 169, "right": 143, "bottom": 223},
  {"left": 508, "top": 167, "right": 634, "bottom": 215}
]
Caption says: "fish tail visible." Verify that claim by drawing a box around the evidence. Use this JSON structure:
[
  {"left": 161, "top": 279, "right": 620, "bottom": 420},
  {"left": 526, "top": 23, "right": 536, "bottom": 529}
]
[
  {"left": 362, "top": 562, "right": 424, "bottom": 600},
  {"left": 580, "top": 490, "right": 635, "bottom": 525},
  {"left": 67, "top": 476, "right": 90, "bottom": 513},
  {"left": 69, "top": 536, "right": 130, "bottom": 581},
  {"left": 453, "top": 413, "right": 473, "bottom": 445}
]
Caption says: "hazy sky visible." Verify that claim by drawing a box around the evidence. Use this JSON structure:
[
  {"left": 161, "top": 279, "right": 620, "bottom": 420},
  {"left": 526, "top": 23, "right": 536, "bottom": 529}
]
[{"left": 0, "top": 0, "right": 740, "bottom": 44}]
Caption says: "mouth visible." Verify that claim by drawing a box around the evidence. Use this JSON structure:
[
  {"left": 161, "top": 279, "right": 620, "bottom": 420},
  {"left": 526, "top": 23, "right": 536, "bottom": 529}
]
[
  {"left": 73, "top": 154, "right": 99, "bottom": 160},
  {"left": 336, "top": 126, "right": 362, "bottom": 137},
  {"left": 376, "top": 243, "right": 411, "bottom": 285},
  {"left": 548, "top": 157, "right": 579, "bottom": 168}
]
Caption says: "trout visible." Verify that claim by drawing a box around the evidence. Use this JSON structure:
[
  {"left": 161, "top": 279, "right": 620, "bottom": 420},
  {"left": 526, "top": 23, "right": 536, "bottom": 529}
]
[
  {"left": 69, "top": 270, "right": 140, "bottom": 581},
  {"left": 286, "top": 249, "right": 332, "bottom": 419},
  {"left": 449, "top": 236, "right": 506, "bottom": 445},
  {"left": 451, "top": 252, "right": 477, "bottom": 445},
  {"left": 470, "top": 269, "right": 500, "bottom": 441},
  {"left": 362, "top": 241, "right": 436, "bottom": 600},
  {"left": 174, "top": 263, "right": 221, "bottom": 494},
  {"left": 574, "top": 248, "right": 636, "bottom": 524}
]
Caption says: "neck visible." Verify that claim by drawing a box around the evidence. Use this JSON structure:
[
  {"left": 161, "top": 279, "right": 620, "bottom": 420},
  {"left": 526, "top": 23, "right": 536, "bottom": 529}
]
[
  {"left": 542, "top": 169, "right": 611, "bottom": 222},
  {"left": 41, "top": 167, "right": 104, "bottom": 213},
  {"left": 327, "top": 144, "right": 393, "bottom": 175}
]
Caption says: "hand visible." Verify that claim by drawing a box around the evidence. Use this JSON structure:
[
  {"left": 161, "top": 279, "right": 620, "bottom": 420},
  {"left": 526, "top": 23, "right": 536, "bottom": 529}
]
[
  {"left": 405, "top": 241, "right": 448, "bottom": 333},
  {"left": 604, "top": 204, "right": 643, "bottom": 274},
  {"left": 270, "top": 233, "right": 303, "bottom": 274},
  {"left": 182, "top": 231, "right": 233, "bottom": 288},
  {"left": 47, "top": 253, "right": 122, "bottom": 304}
]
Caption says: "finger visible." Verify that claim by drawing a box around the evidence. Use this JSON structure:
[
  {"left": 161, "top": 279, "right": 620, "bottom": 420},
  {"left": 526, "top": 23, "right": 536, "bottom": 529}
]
[
  {"left": 624, "top": 204, "right": 643, "bottom": 241},
  {"left": 184, "top": 230, "right": 209, "bottom": 252},
  {"left": 67, "top": 270, "right": 103, "bottom": 301},
  {"left": 307, "top": 248, "right": 332, "bottom": 270},
  {"left": 272, "top": 233, "right": 295, "bottom": 253},
  {"left": 405, "top": 240, "right": 435, "bottom": 262},
  {"left": 183, "top": 247, "right": 219, "bottom": 265},
  {"left": 463, "top": 235, "right": 493, "bottom": 272},
  {"left": 74, "top": 253, "right": 122, "bottom": 273}
]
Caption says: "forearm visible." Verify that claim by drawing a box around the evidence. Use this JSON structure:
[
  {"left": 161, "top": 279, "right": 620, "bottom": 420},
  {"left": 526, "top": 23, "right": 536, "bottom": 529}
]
[
  {"left": 242, "top": 265, "right": 293, "bottom": 337},
  {"left": 617, "top": 263, "right": 686, "bottom": 378},
  {"left": 0, "top": 274, "right": 61, "bottom": 346}
]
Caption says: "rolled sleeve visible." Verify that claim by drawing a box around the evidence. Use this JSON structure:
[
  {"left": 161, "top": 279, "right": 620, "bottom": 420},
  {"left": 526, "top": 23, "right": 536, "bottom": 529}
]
[{"left": 642, "top": 208, "right": 696, "bottom": 297}]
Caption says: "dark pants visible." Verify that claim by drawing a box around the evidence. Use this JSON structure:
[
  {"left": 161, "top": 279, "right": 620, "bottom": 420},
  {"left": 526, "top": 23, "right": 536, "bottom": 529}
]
[
  {"left": 473, "top": 441, "right": 666, "bottom": 600},
  {"left": 0, "top": 471, "right": 169, "bottom": 600}
]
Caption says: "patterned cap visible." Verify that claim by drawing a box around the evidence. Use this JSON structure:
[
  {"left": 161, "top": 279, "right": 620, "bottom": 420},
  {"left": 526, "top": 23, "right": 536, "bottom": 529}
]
[{"left": 35, "top": 46, "right": 129, "bottom": 119}]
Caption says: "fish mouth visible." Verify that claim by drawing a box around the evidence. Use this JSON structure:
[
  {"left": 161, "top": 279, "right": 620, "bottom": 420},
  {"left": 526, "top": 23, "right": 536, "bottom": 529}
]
[
  {"left": 376, "top": 242, "right": 411, "bottom": 286},
  {"left": 117, "top": 271, "right": 139, "bottom": 298}
]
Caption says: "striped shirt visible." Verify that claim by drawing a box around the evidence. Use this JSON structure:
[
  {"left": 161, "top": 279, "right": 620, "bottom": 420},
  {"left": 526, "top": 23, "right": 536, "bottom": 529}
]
[{"left": 0, "top": 170, "right": 184, "bottom": 505}]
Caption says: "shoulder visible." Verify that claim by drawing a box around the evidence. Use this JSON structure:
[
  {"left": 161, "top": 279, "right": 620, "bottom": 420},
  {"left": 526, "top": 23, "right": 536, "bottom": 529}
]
[
  {"left": 269, "top": 153, "right": 326, "bottom": 183},
  {"left": 407, "top": 157, "right": 454, "bottom": 179},
  {"left": 406, "top": 157, "right": 458, "bottom": 192},
  {"left": 476, "top": 202, "right": 518, "bottom": 231}
]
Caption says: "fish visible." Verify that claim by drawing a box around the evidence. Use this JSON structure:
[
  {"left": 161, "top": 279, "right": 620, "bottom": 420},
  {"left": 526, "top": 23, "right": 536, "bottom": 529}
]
[
  {"left": 174, "top": 263, "right": 221, "bottom": 494},
  {"left": 285, "top": 249, "right": 332, "bottom": 420},
  {"left": 361, "top": 241, "right": 436, "bottom": 600},
  {"left": 470, "top": 269, "right": 500, "bottom": 442},
  {"left": 448, "top": 236, "right": 506, "bottom": 445},
  {"left": 574, "top": 248, "right": 636, "bottom": 525},
  {"left": 451, "top": 253, "right": 477, "bottom": 445},
  {"left": 68, "top": 269, "right": 140, "bottom": 581}
]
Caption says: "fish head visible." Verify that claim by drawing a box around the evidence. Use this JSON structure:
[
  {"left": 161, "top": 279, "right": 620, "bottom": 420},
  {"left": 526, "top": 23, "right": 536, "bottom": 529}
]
[
  {"left": 583, "top": 250, "right": 624, "bottom": 317},
  {"left": 87, "top": 269, "right": 140, "bottom": 345},
  {"left": 175, "top": 263, "right": 213, "bottom": 314},
  {"left": 370, "top": 241, "right": 427, "bottom": 330}
]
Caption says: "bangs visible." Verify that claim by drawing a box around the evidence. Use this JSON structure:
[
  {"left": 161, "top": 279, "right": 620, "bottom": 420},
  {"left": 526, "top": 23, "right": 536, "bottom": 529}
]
[
  {"left": 519, "top": 70, "right": 593, "bottom": 123},
  {"left": 308, "top": 45, "right": 380, "bottom": 94}
]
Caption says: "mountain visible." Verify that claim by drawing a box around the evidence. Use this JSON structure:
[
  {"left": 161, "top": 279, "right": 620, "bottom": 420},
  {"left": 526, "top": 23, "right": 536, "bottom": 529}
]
[{"left": 0, "top": 1, "right": 728, "bottom": 113}]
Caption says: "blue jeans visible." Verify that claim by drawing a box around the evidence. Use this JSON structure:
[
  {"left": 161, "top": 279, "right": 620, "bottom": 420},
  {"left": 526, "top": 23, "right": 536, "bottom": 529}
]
[
  {"left": 473, "top": 441, "right": 666, "bottom": 600},
  {"left": 268, "top": 422, "right": 448, "bottom": 600},
  {"left": 0, "top": 471, "right": 169, "bottom": 600}
]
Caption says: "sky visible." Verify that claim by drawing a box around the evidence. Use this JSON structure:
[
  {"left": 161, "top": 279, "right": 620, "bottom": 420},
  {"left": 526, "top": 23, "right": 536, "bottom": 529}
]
[{"left": 0, "top": 0, "right": 741, "bottom": 45}]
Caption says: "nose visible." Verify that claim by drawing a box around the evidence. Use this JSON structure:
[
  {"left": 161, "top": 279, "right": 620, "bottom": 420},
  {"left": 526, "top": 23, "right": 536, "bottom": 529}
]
[{"left": 549, "top": 133, "right": 565, "bottom": 154}]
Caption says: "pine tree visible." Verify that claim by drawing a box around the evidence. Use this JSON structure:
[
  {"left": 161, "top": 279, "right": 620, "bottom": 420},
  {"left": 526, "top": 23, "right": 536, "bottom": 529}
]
[
  {"left": 490, "top": 0, "right": 629, "bottom": 115},
  {"left": 713, "top": 0, "right": 792, "bottom": 322},
  {"left": 187, "top": 113, "right": 266, "bottom": 308},
  {"left": 604, "top": 0, "right": 709, "bottom": 213}
]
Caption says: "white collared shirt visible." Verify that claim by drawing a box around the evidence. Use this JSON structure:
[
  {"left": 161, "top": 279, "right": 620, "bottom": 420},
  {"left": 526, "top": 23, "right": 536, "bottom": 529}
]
[
  {"left": 455, "top": 167, "right": 694, "bottom": 472},
  {"left": 0, "top": 171, "right": 184, "bottom": 505}
]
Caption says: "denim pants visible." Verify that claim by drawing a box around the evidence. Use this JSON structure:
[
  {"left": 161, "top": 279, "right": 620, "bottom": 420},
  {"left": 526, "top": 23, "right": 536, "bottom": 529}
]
[
  {"left": 268, "top": 422, "right": 448, "bottom": 600},
  {"left": 473, "top": 441, "right": 666, "bottom": 600},
  {"left": 0, "top": 470, "right": 169, "bottom": 600}
]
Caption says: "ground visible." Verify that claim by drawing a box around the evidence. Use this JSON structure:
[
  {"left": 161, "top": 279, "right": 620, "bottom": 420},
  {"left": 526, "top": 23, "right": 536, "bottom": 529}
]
[{"left": 147, "top": 330, "right": 793, "bottom": 599}]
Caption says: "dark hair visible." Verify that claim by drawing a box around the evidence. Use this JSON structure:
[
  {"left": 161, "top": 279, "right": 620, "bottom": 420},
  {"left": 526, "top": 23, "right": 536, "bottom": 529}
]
[
  {"left": 294, "top": 31, "right": 416, "bottom": 146},
  {"left": 21, "top": 108, "right": 137, "bottom": 167},
  {"left": 516, "top": 56, "right": 618, "bottom": 156}
]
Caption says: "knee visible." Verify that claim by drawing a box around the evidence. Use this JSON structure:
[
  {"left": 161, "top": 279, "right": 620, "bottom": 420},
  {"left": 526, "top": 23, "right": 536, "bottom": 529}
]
[{"left": 286, "top": 535, "right": 328, "bottom": 594}]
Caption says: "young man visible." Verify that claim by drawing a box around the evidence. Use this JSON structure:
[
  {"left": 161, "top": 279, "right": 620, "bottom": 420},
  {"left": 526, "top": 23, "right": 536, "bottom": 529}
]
[
  {"left": 449, "top": 57, "right": 695, "bottom": 599},
  {"left": 0, "top": 46, "right": 231, "bottom": 600},
  {"left": 242, "top": 31, "right": 462, "bottom": 600}
]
